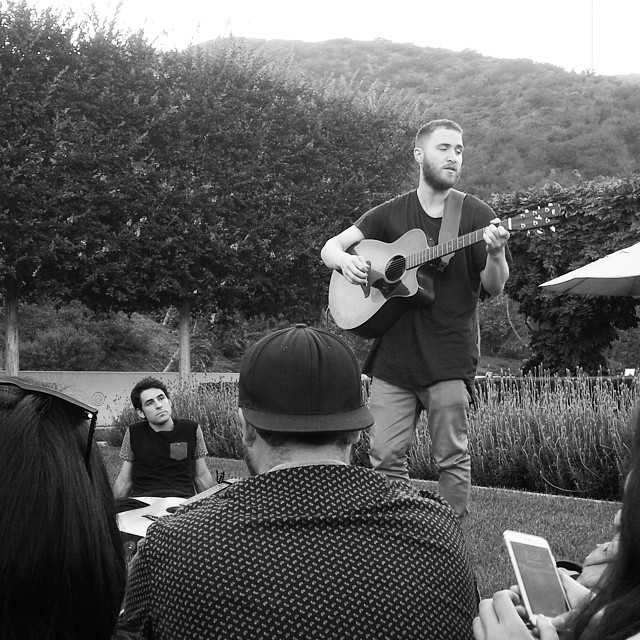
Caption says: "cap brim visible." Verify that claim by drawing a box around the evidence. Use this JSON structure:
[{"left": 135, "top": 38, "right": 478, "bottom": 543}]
[{"left": 242, "top": 405, "right": 374, "bottom": 433}]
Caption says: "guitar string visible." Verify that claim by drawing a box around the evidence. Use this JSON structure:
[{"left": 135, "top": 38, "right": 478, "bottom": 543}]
[{"left": 405, "top": 211, "right": 558, "bottom": 270}]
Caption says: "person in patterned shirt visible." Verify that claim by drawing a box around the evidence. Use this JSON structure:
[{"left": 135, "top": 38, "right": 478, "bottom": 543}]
[{"left": 119, "top": 324, "right": 479, "bottom": 640}]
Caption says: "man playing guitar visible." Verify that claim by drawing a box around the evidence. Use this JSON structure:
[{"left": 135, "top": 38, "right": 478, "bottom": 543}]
[{"left": 321, "top": 119, "right": 510, "bottom": 520}]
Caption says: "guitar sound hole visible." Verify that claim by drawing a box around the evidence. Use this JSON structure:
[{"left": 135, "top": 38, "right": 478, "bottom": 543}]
[{"left": 385, "top": 256, "right": 406, "bottom": 282}]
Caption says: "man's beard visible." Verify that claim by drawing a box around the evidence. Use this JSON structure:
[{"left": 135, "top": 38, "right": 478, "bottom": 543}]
[{"left": 421, "top": 160, "right": 460, "bottom": 191}]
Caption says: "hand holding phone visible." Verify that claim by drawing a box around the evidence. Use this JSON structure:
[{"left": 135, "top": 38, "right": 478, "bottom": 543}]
[{"left": 503, "top": 530, "right": 570, "bottom": 625}]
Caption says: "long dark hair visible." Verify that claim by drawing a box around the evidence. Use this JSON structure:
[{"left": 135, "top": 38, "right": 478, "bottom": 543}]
[
  {"left": 569, "top": 405, "right": 640, "bottom": 640},
  {"left": 0, "top": 393, "right": 126, "bottom": 640}
]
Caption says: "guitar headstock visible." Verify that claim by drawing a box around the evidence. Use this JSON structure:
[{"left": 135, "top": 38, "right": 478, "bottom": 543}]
[{"left": 503, "top": 204, "right": 562, "bottom": 234}]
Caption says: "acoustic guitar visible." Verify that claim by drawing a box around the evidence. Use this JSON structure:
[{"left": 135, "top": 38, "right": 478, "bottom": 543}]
[{"left": 328, "top": 205, "right": 561, "bottom": 339}]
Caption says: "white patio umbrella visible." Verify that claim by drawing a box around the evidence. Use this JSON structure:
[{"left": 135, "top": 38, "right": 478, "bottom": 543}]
[{"left": 540, "top": 242, "right": 640, "bottom": 296}]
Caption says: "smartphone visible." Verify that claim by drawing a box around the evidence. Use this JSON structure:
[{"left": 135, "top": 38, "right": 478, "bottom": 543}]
[{"left": 503, "top": 530, "right": 570, "bottom": 625}]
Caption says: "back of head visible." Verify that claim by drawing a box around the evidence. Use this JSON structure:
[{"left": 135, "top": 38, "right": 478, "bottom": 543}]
[
  {"left": 131, "top": 376, "right": 169, "bottom": 410},
  {"left": 238, "top": 323, "right": 373, "bottom": 436},
  {"left": 0, "top": 383, "right": 125, "bottom": 640}
]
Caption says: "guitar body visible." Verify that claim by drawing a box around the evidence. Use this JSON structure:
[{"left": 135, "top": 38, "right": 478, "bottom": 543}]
[
  {"left": 327, "top": 204, "right": 562, "bottom": 338},
  {"left": 328, "top": 229, "right": 434, "bottom": 339}
]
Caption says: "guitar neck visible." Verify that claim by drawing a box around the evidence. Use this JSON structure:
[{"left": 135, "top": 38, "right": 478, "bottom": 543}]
[
  {"left": 402, "top": 206, "right": 558, "bottom": 270},
  {"left": 406, "top": 227, "right": 485, "bottom": 269}
]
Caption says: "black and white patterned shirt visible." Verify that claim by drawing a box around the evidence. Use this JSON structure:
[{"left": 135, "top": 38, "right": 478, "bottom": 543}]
[{"left": 119, "top": 465, "right": 478, "bottom": 639}]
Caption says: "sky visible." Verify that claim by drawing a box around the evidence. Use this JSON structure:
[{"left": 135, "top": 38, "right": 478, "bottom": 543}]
[{"left": 24, "top": 0, "right": 640, "bottom": 77}]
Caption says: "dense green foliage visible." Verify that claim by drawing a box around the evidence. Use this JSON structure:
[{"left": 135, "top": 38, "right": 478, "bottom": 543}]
[
  {"left": 492, "top": 176, "right": 640, "bottom": 372},
  {"left": 2, "top": 300, "right": 176, "bottom": 370},
  {"left": 0, "top": 3, "right": 426, "bottom": 369},
  {"left": 477, "top": 294, "right": 529, "bottom": 360},
  {"left": 232, "top": 38, "right": 640, "bottom": 199},
  {"left": 0, "top": 2, "right": 159, "bottom": 309}
]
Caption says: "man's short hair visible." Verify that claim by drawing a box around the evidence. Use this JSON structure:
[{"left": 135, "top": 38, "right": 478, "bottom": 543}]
[
  {"left": 252, "top": 422, "right": 360, "bottom": 448},
  {"left": 415, "top": 119, "right": 463, "bottom": 148},
  {"left": 131, "top": 377, "right": 170, "bottom": 410}
]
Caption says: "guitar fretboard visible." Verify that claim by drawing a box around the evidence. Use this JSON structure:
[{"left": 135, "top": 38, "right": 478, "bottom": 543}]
[
  {"left": 407, "top": 228, "right": 485, "bottom": 267},
  {"left": 405, "top": 210, "right": 557, "bottom": 269}
]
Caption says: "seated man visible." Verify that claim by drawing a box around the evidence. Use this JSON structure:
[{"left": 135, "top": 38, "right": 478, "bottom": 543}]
[
  {"left": 113, "top": 377, "right": 214, "bottom": 499},
  {"left": 119, "top": 325, "right": 479, "bottom": 640}
]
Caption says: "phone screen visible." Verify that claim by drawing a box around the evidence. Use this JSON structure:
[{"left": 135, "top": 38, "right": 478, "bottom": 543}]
[{"left": 510, "top": 541, "right": 569, "bottom": 618}]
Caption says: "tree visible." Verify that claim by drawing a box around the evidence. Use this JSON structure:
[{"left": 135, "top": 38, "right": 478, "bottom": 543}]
[
  {"left": 477, "top": 294, "right": 528, "bottom": 359},
  {"left": 1, "top": 8, "right": 426, "bottom": 376},
  {"left": 1, "top": 2, "right": 77, "bottom": 373},
  {"left": 0, "top": 1, "right": 158, "bottom": 373},
  {"left": 492, "top": 177, "right": 640, "bottom": 373},
  {"left": 242, "top": 38, "right": 640, "bottom": 200},
  {"left": 66, "top": 42, "right": 425, "bottom": 374},
  {"left": 65, "top": 42, "right": 310, "bottom": 376}
]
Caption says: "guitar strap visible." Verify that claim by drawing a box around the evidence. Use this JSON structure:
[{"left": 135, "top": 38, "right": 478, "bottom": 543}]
[{"left": 438, "top": 188, "right": 466, "bottom": 267}]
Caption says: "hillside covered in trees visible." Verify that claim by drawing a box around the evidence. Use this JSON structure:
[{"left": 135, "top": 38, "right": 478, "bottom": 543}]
[{"left": 203, "top": 37, "right": 640, "bottom": 200}]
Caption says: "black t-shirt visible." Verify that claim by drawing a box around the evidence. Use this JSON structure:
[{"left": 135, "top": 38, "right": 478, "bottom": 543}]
[
  {"left": 129, "top": 419, "right": 199, "bottom": 498},
  {"left": 355, "top": 189, "right": 494, "bottom": 389}
]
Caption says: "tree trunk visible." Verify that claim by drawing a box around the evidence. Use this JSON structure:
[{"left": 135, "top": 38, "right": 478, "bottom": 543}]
[
  {"left": 4, "top": 282, "right": 20, "bottom": 376},
  {"left": 505, "top": 295, "right": 526, "bottom": 345},
  {"left": 178, "top": 301, "right": 191, "bottom": 382}
]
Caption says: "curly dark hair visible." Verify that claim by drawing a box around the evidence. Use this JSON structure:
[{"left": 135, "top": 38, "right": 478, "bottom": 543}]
[{"left": 130, "top": 377, "right": 170, "bottom": 410}]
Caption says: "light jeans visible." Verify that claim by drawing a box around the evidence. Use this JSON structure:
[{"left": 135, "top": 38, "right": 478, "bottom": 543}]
[{"left": 368, "top": 377, "right": 471, "bottom": 519}]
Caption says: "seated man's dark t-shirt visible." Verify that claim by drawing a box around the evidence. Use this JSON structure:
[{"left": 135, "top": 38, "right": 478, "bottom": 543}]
[{"left": 120, "top": 419, "right": 206, "bottom": 498}]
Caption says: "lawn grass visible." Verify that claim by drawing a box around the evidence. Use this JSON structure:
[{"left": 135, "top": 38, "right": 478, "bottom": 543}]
[
  {"left": 99, "top": 444, "right": 619, "bottom": 598},
  {"left": 461, "top": 484, "right": 618, "bottom": 597}
]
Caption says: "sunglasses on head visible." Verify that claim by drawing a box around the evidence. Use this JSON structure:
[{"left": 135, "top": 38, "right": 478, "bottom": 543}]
[{"left": 0, "top": 376, "right": 99, "bottom": 471}]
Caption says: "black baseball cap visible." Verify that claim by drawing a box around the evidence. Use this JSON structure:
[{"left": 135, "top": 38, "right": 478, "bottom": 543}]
[{"left": 238, "top": 324, "right": 374, "bottom": 432}]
